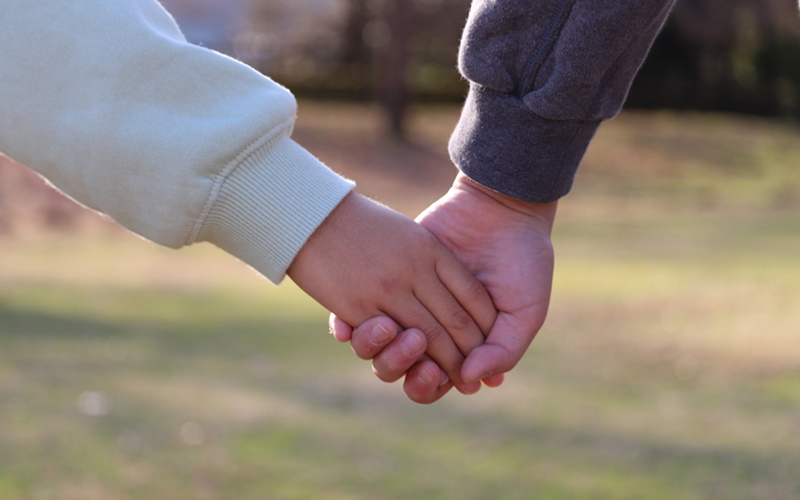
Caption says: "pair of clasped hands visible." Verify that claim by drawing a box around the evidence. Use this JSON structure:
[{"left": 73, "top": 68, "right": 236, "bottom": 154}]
[{"left": 287, "top": 173, "right": 557, "bottom": 404}]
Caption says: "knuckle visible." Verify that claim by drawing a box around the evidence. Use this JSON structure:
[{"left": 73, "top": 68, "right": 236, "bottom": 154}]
[
  {"left": 449, "top": 307, "right": 474, "bottom": 334},
  {"left": 348, "top": 298, "right": 370, "bottom": 318},
  {"left": 463, "top": 277, "right": 488, "bottom": 303},
  {"left": 377, "top": 277, "right": 401, "bottom": 297},
  {"left": 422, "top": 323, "right": 446, "bottom": 346}
]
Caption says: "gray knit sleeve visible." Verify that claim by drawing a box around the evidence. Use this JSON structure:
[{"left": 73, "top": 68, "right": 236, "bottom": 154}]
[{"left": 450, "top": 0, "right": 676, "bottom": 203}]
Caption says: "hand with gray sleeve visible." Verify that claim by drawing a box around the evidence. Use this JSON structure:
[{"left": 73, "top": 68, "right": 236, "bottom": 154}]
[{"left": 333, "top": 0, "right": 678, "bottom": 403}]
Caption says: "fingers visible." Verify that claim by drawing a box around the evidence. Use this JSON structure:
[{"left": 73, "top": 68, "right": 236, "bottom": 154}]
[
  {"left": 392, "top": 300, "right": 482, "bottom": 395},
  {"left": 346, "top": 318, "right": 430, "bottom": 385},
  {"left": 403, "top": 359, "right": 453, "bottom": 404},
  {"left": 370, "top": 329, "right": 427, "bottom": 382},
  {"left": 329, "top": 313, "right": 354, "bottom": 343},
  {"left": 347, "top": 316, "right": 400, "bottom": 360},
  {"left": 435, "top": 255, "right": 497, "bottom": 336},
  {"left": 347, "top": 316, "right": 493, "bottom": 402},
  {"left": 413, "top": 280, "right": 487, "bottom": 358}
]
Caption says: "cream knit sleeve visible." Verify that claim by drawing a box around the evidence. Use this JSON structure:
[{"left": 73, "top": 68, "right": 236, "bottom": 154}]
[{"left": 0, "top": 0, "right": 354, "bottom": 283}]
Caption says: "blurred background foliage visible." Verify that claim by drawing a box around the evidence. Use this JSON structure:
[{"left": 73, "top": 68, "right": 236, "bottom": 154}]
[
  {"left": 159, "top": 0, "right": 800, "bottom": 136},
  {"left": 629, "top": 0, "right": 800, "bottom": 117}
]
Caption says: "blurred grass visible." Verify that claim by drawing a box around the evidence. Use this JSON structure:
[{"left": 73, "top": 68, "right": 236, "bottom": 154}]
[{"left": 1, "top": 104, "right": 800, "bottom": 499}]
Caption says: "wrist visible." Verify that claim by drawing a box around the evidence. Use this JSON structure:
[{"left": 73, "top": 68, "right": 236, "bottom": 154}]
[
  {"left": 453, "top": 173, "right": 557, "bottom": 233},
  {"left": 287, "top": 191, "right": 358, "bottom": 282},
  {"left": 196, "top": 135, "right": 354, "bottom": 284}
]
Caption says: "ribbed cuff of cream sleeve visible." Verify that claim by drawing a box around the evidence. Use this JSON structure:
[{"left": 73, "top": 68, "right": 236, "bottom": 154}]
[{"left": 195, "top": 133, "right": 355, "bottom": 283}]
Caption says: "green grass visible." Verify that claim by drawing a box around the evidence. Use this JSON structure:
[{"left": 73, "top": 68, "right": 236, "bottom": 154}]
[{"left": 2, "top": 109, "right": 800, "bottom": 499}]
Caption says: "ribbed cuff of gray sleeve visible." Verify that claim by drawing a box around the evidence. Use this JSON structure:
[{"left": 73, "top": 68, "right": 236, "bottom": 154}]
[
  {"left": 449, "top": 86, "right": 601, "bottom": 203},
  {"left": 195, "top": 133, "right": 355, "bottom": 284}
]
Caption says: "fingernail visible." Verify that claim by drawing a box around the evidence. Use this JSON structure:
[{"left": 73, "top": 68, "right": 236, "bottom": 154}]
[
  {"left": 439, "top": 372, "right": 450, "bottom": 386},
  {"left": 369, "top": 323, "right": 392, "bottom": 344},
  {"left": 401, "top": 330, "right": 425, "bottom": 356},
  {"left": 416, "top": 366, "right": 436, "bottom": 386}
]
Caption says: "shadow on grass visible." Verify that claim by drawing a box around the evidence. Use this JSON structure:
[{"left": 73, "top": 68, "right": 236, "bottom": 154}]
[
  {"left": 0, "top": 295, "right": 323, "bottom": 358},
  {"left": 0, "top": 302, "right": 123, "bottom": 338},
  {"left": 1, "top": 296, "right": 797, "bottom": 498}
]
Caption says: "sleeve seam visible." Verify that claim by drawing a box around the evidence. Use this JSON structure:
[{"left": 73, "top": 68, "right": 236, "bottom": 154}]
[{"left": 517, "top": 0, "right": 577, "bottom": 98}]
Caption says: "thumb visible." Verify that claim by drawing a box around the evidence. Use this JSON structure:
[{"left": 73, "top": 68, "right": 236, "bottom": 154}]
[{"left": 460, "top": 311, "right": 541, "bottom": 384}]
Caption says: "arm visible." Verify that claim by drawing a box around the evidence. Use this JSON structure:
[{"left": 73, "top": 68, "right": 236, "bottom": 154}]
[
  {"left": 0, "top": 0, "right": 349, "bottom": 283},
  {"left": 0, "top": 0, "right": 497, "bottom": 393},
  {"left": 452, "top": 0, "right": 677, "bottom": 202}
]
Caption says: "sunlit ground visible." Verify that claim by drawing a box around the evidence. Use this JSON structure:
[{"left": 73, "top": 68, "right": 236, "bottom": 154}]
[{"left": 1, "top": 104, "right": 800, "bottom": 499}]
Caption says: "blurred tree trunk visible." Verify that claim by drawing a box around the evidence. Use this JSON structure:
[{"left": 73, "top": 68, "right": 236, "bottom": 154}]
[
  {"left": 379, "top": 0, "right": 413, "bottom": 139},
  {"left": 342, "top": 0, "right": 369, "bottom": 68}
]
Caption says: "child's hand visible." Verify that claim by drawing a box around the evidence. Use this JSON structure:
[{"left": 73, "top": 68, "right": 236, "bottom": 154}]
[
  {"left": 330, "top": 314, "right": 505, "bottom": 404},
  {"left": 287, "top": 192, "right": 497, "bottom": 394},
  {"left": 330, "top": 315, "right": 453, "bottom": 404}
]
